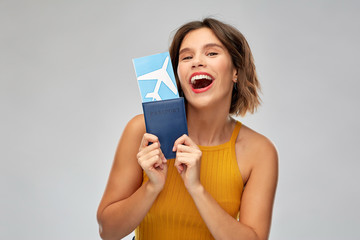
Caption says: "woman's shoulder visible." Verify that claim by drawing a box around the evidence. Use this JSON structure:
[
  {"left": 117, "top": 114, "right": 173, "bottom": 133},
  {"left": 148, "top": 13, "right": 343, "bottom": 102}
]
[
  {"left": 235, "top": 123, "right": 278, "bottom": 186},
  {"left": 127, "top": 114, "right": 145, "bottom": 128},
  {"left": 236, "top": 123, "right": 278, "bottom": 164},
  {"left": 121, "top": 114, "right": 146, "bottom": 139}
]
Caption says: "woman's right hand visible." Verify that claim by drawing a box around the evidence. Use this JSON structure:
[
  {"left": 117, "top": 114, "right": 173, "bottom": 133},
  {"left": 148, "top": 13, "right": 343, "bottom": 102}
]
[{"left": 137, "top": 133, "right": 167, "bottom": 193}]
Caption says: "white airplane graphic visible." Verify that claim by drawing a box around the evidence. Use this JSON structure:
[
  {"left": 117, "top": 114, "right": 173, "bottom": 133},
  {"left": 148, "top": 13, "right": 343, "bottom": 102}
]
[{"left": 137, "top": 56, "right": 178, "bottom": 101}]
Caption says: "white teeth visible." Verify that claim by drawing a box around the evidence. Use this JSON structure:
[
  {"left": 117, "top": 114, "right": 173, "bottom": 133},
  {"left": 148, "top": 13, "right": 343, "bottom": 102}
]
[{"left": 190, "top": 74, "right": 213, "bottom": 83}]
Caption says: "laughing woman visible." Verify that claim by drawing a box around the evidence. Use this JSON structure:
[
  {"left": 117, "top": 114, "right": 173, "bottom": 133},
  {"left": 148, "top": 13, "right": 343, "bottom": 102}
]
[{"left": 97, "top": 18, "right": 278, "bottom": 240}]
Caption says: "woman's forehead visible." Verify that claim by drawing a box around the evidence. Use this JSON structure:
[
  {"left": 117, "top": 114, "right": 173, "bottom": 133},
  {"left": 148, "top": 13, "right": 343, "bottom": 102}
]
[{"left": 180, "top": 28, "right": 223, "bottom": 50}]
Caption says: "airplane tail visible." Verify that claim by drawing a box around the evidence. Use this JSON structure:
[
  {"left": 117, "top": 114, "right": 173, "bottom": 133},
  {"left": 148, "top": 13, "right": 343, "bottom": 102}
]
[
  {"left": 145, "top": 91, "right": 161, "bottom": 101},
  {"left": 162, "top": 56, "right": 169, "bottom": 70}
]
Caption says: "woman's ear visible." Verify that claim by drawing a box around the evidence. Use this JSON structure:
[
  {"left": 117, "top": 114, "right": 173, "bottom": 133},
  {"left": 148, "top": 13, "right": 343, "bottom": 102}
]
[{"left": 232, "top": 69, "right": 238, "bottom": 83}]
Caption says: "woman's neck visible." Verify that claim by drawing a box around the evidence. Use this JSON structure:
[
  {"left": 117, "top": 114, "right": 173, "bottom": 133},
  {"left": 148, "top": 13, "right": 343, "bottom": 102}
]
[{"left": 186, "top": 104, "right": 235, "bottom": 146}]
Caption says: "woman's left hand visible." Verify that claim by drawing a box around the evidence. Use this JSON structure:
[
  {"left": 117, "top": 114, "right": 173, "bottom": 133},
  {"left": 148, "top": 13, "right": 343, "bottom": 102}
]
[{"left": 173, "top": 134, "right": 202, "bottom": 193}]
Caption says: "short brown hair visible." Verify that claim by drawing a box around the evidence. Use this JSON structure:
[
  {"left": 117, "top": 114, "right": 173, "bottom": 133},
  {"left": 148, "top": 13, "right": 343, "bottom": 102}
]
[{"left": 169, "top": 18, "right": 261, "bottom": 116}]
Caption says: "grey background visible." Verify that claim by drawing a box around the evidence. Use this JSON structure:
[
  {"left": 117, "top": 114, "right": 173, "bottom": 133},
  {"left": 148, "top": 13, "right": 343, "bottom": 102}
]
[{"left": 1, "top": 0, "right": 359, "bottom": 239}]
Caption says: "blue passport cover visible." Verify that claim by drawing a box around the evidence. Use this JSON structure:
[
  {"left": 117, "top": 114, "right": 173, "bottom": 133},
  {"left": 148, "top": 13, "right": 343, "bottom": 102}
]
[{"left": 142, "top": 97, "right": 188, "bottom": 159}]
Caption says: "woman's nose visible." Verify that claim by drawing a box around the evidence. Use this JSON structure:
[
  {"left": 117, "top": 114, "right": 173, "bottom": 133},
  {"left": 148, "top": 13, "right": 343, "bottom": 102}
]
[{"left": 192, "top": 55, "right": 206, "bottom": 68}]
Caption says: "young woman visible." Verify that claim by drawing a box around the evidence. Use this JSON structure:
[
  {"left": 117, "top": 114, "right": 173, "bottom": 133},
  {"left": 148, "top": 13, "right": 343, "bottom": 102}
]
[{"left": 97, "top": 18, "right": 278, "bottom": 240}]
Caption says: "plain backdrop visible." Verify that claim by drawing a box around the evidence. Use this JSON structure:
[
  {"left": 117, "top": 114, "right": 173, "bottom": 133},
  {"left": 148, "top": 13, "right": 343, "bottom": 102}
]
[{"left": 1, "top": 0, "right": 360, "bottom": 239}]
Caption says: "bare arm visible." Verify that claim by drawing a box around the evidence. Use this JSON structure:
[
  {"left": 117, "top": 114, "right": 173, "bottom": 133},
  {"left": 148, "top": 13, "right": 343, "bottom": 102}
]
[
  {"left": 174, "top": 134, "right": 278, "bottom": 240},
  {"left": 97, "top": 115, "right": 167, "bottom": 240}
]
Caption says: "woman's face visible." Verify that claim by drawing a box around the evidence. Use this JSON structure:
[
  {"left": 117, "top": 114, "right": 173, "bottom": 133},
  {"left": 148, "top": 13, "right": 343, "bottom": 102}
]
[{"left": 177, "top": 27, "right": 237, "bottom": 110}]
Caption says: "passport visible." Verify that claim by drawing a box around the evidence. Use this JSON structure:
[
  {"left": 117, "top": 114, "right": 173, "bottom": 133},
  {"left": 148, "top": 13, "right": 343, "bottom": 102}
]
[
  {"left": 133, "top": 52, "right": 188, "bottom": 159},
  {"left": 142, "top": 97, "right": 188, "bottom": 159}
]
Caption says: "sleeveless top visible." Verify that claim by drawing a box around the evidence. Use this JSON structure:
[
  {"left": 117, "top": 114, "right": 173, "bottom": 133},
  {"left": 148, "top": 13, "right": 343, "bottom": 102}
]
[{"left": 135, "top": 121, "right": 244, "bottom": 240}]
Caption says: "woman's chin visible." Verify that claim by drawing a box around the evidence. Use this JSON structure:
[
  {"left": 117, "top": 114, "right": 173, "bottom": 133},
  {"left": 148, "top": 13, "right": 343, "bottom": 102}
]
[{"left": 185, "top": 95, "right": 216, "bottom": 110}]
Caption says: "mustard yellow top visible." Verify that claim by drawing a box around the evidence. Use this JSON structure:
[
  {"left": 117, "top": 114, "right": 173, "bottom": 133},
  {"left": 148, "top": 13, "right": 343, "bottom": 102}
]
[{"left": 135, "top": 121, "right": 243, "bottom": 240}]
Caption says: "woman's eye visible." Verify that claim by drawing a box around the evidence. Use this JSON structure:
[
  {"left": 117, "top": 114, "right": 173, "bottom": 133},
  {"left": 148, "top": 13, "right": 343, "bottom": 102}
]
[
  {"left": 182, "top": 56, "right": 192, "bottom": 60},
  {"left": 207, "top": 52, "right": 218, "bottom": 56}
]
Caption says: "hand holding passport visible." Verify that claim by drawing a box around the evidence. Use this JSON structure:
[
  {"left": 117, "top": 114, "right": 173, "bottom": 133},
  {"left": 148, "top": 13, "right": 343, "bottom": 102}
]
[{"left": 133, "top": 52, "right": 188, "bottom": 159}]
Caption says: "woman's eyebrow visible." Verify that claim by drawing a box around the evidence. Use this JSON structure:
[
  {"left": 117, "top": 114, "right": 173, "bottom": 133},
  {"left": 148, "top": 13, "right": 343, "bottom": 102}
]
[
  {"left": 179, "top": 48, "right": 191, "bottom": 56},
  {"left": 203, "top": 43, "right": 224, "bottom": 50},
  {"left": 179, "top": 43, "right": 224, "bottom": 55}
]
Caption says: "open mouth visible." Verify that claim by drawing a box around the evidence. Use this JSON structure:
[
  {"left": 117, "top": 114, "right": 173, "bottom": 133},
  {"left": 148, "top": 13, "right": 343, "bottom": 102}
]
[{"left": 190, "top": 73, "right": 214, "bottom": 92}]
